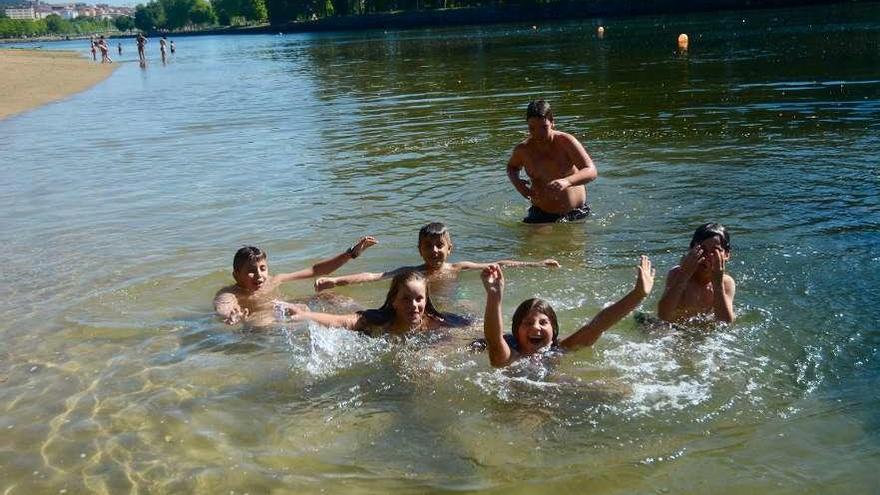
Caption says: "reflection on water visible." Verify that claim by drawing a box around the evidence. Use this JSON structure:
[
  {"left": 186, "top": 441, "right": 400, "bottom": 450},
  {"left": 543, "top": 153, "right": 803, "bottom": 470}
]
[{"left": 2, "top": 2, "right": 880, "bottom": 492}]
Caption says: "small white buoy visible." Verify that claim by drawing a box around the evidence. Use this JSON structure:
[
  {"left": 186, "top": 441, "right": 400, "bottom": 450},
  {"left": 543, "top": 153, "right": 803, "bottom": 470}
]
[{"left": 677, "top": 33, "right": 689, "bottom": 50}]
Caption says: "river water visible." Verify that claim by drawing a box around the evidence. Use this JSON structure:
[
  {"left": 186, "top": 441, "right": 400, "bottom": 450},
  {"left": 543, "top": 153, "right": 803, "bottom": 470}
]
[{"left": 2, "top": 3, "right": 879, "bottom": 493}]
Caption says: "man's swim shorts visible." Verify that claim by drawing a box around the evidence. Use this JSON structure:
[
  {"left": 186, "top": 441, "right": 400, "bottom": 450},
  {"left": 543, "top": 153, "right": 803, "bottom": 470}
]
[{"left": 523, "top": 204, "right": 591, "bottom": 224}]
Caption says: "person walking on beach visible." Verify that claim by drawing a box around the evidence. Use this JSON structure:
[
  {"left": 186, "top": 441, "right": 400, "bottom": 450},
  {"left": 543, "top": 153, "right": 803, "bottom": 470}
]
[
  {"left": 136, "top": 33, "right": 147, "bottom": 63},
  {"left": 118, "top": 42, "right": 122, "bottom": 56},
  {"left": 89, "top": 38, "right": 97, "bottom": 61},
  {"left": 506, "top": 100, "right": 598, "bottom": 223},
  {"left": 160, "top": 36, "right": 168, "bottom": 64},
  {"left": 97, "top": 36, "right": 112, "bottom": 64},
  {"left": 170, "top": 40, "right": 176, "bottom": 54}
]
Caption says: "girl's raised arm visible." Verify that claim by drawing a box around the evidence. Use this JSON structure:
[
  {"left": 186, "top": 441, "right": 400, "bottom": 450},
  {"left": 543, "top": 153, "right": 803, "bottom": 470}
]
[{"left": 482, "top": 265, "right": 512, "bottom": 367}]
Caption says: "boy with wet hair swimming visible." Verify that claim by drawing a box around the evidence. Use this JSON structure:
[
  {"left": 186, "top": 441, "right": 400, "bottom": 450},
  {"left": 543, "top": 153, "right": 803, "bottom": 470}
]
[
  {"left": 657, "top": 223, "right": 736, "bottom": 324},
  {"left": 214, "top": 236, "right": 377, "bottom": 326},
  {"left": 506, "top": 100, "right": 598, "bottom": 223},
  {"left": 480, "top": 256, "right": 654, "bottom": 367},
  {"left": 314, "top": 222, "right": 559, "bottom": 292},
  {"left": 278, "top": 270, "right": 467, "bottom": 335}
]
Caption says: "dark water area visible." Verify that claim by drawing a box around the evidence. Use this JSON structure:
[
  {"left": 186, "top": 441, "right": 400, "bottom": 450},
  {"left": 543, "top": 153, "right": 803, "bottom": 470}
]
[{"left": 1, "top": 2, "right": 879, "bottom": 493}]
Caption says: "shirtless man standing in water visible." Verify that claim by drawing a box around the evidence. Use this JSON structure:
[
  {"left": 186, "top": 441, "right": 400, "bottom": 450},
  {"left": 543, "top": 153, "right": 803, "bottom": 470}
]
[{"left": 506, "top": 100, "right": 598, "bottom": 223}]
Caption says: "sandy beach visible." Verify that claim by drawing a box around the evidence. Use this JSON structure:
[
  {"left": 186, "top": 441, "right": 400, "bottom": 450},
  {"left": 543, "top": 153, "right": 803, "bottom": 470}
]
[{"left": 0, "top": 48, "right": 116, "bottom": 120}]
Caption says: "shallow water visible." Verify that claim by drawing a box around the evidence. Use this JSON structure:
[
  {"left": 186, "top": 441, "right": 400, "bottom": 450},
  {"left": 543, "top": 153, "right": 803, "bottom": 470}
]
[{"left": 2, "top": 3, "right": 880, "bottom": 493}]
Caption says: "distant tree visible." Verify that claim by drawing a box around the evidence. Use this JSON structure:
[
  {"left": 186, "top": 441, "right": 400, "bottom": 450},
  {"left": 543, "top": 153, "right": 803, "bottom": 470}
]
[
  {"left": 44, "top": 13, "right": 70, "bottom": 34},
  {"left": 115, "top": 15, "right": 135, "bottom": 32},
  {"left": 189, "top": 0, "right": 217, "bottom": 25},
  {"left": 134, "top": 2, "right": 166, "bottom": 31}
]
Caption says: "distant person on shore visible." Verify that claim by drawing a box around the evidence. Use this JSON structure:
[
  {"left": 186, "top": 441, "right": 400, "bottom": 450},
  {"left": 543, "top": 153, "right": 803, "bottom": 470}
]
[
  {"left": 160, "top": 36, "right": 168, "bottom": 64},
  {"left": 118, "top": 42, "right": 122, "bottom": 56},
  {"left": 314, "top": 222, "right": 559, "bottom": 292},
  {"left": 170, "top": 40, "right": 176, "bottom": 54},
  {"left": 657, "top": 223, "right": 736, "bottom": 324},
  {"left": 214, "top": 236, "right": 377, "bottom": 327},
  {"left": 97, "top": 36, "right": 112, "bottom": 64},
  {"left": 136, "top": 33, "right": 147, "bottom": 63},
  {"left": 89, "top": 38, "right": 96, "bottom": 61},
  {"left": 477, "top": 256, "right": 654, "bottom": 367},
  {"left": 506, "top": 100, "right": 598, "bottom": 223},
  {"left": 278, "top": 270, "right": 468, "bottom": 336}
]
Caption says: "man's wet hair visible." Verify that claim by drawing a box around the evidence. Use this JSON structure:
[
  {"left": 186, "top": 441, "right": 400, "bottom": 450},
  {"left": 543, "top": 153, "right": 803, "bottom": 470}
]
[
  {"left": 511, "top": 298, "right": 560, "bottom": 347},
  {"left": 233, "top": 246, "right": 267, "bottom": 272},
  {"left": 418, "top": 222, "right": 451, "bottom": 243},
  {"left": 690, "top": 223, "right": 731, "bottom": 252},
  {"left": 526, "top": 100, "right": 554, "bottom": 121}
]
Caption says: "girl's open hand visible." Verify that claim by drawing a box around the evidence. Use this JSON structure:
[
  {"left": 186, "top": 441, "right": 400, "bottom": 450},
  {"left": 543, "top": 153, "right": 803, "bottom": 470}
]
[
  {"left": 709, "top": 247, "right": 726, "bottom": 284},
  {"left": 634, "top": 255, "right": 656, "bottom": 297},
  {"left": 274, "top": 301, "right": 308, "bottom": 320},
  {"left": 481, "top": 264, "right": 505, "bottom": 295}
]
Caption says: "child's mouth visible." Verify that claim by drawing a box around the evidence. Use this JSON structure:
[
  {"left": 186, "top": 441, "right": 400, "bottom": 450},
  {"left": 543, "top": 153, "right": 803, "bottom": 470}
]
[{"left": 528, "top": 335, "right": 545, "bottom": 345}]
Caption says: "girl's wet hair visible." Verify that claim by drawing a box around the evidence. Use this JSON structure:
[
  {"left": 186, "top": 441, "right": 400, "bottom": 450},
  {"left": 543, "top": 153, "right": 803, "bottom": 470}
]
[
  {"left": 689, "top": 223, "right": 731, "bottom": 252},
  {"left": 511, "top": 298, "right": 560, "bottom": 346},
  {"left": 358, "top": 270, "right": 444, "bottom": 327},
  {"left": 233, "top": 246, "right": 266, "bottom": 271}
]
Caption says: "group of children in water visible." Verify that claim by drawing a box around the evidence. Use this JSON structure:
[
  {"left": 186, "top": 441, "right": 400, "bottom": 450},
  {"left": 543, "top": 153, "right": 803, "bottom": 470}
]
[{"left": 213, "top": 100, "right": 736, "bottom": 368}]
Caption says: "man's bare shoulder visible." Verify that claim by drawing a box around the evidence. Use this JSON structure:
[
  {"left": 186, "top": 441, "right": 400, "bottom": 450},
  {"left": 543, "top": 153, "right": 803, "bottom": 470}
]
[{"left": 554, "top": 131, "right": 585, "bottom": 148}]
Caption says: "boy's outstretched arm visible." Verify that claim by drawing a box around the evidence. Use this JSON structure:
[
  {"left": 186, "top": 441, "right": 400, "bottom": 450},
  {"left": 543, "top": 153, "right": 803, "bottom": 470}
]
[
  {"left": 214, "top": 290, "right": 248, "bottom": 325},
  {"left": 561, "top": 256, "right": 654, "bottom": 351},
  {"left": 482, "top": 265, "right": 512, "bottom": 367},
  {"left": 711, "top": 249, "right": 736, "bottom": 323},
  {"left": 276, "top": 301, "right": 362, "bottom": 330},
  {"left": 314, "top": 265, "right": 413, "bottom": 292},
  {"left": 455, "top": 259, "right": 560, "bottom": 271},
  {"left": 657, "top": 247, "right": 702, "bottom": 322},
  {"left": 276, "top": 236, "right": 377, "bottom": 283}
]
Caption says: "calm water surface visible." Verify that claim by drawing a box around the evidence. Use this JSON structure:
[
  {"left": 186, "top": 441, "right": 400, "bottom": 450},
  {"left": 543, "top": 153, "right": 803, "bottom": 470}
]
[{"left": 2, "top": 3, "right": 879, "bottom": 493}]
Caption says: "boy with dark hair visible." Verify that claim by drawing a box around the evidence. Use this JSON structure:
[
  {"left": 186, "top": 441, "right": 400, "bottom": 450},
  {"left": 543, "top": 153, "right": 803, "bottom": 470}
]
[
  {"left": 314, "top": 222, "right": 558, "bottom": 292},
  {"left": 657, "top": 223, "right": 736, "bottom": 323},
  {"left": 214, "top": 236, "right": 376, "bottom": 326},
  {"left": 507, "top": 100, "right": 598, "bottom": 223}
]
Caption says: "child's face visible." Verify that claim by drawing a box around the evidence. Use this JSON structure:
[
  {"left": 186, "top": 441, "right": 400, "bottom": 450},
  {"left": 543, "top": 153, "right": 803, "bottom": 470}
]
[
  {"left": 527, "top": 117, "right": 553, "bottom": 141},
  {"left": 391, "top": 280, "right": 428, "bottom": 328},
  {"left": 694, "top": 236, "right": 730, "bottom": 273},
  {"left": 233, "top": 259, "right": 269, "bottom": 293},
  {"left": 515, "top": 309, "right": 555, "bottom": 355},
  {"left": 418, "top": 235, "right": 452, "bottom": 269}
]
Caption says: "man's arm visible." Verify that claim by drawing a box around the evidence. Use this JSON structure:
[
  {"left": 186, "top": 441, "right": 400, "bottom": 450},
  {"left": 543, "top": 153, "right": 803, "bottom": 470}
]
[
  {"left": 276, "top": 236, "right": 377, "bottom": 283},
  {"left": 561, "top": 256, "right": 654, "bottom": 351},
  {"left": 547, "top": 134, "right": 598, "bottom": 192},
  {"left": 314, "top": 265, "right": 414, "bottom": 292},
  {"left": 481, "top": 265, "right": 512, "bottom": 367},
  {"left": 506, "top": 146, "right": 533, "bottom": 199},
  {"left": 454, "top": 259, "right": 560, "bottom": 271}
]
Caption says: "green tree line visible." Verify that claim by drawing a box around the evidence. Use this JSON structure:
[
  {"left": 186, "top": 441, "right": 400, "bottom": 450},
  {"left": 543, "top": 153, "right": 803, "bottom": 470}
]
[{"left": 0, "top": 14, "right": 115, "bottom": 38}]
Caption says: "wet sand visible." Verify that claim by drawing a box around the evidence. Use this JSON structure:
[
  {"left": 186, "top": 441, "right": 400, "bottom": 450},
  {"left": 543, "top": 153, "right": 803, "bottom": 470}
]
[{"left": 0, "top": 49, "right": 116, "bottom": 120}]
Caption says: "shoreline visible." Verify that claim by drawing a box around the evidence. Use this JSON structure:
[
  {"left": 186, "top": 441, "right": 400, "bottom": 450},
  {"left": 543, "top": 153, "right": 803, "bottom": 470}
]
[{"left": 0, "top": 49, "right": 117, "bottom": 121}]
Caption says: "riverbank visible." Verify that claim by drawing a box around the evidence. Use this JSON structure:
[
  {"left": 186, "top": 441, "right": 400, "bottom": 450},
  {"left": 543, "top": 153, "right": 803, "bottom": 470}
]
[{"left": 0, "top": 49, "right": 116, "bottom": 120}]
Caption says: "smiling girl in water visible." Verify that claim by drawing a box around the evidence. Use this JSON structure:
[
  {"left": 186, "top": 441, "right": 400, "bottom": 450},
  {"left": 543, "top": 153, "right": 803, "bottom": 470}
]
[
  {"left": 277, "top": 270, "right": 467, "bottom": 335},
  {"left": 480, "top": 256, "right": 654, "bottom": 367}
]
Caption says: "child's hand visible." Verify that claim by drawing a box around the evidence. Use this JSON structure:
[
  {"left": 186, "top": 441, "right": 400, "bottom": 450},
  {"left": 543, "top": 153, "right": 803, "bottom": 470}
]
[
  {"left": 680, "top": 246, "right": 703, "bottom": 277},
  {"left": 634, "top": 255, "right": 655, "bottom": 297},
  {"left": 481, "top": 264, "right": 505, "bottom": 295},
  {"left": 224, "top": 306, "right": 249, "bottom": 325},
  {"left": 543, "top": 259, "right": 560, "bottom": 268},
  {"left": 351, "top": 236, "right": 378, "bottom": 258},
  {"left": 514, "top": 178, "right": 532, "bottom": 198},
  {"left": 314, "top": 277, "right": 336, "bottom": 292},
  {"left": 274, "top": 300, "right": 308, "bottom": 320},
  {"left": 709, "top": 247, "right": 726, "bottom": 284}
]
